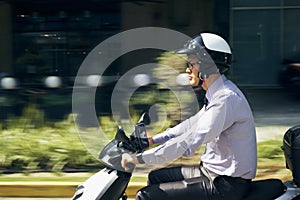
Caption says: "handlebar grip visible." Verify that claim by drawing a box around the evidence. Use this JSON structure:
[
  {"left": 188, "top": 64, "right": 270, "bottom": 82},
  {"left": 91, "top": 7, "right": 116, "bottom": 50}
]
[{"left": 125, "top": 163, "right": 135, "bottom": 172}]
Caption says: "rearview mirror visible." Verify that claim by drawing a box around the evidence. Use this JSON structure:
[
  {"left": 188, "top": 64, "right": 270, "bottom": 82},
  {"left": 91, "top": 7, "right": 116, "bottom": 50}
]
[{"left": 137, "top": 112, "right": 151, "bottom": 125}]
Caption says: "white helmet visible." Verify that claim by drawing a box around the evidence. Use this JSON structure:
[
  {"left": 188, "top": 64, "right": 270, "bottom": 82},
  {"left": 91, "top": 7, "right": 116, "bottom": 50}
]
[{"left": 176, "top": 33, "right": 232, "bottom": 75}]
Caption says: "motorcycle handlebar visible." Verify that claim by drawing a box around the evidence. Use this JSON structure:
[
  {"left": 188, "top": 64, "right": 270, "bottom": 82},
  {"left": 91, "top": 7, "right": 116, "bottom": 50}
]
[{"left": 115, "top": 112, "right": 151, "bottom": 153}]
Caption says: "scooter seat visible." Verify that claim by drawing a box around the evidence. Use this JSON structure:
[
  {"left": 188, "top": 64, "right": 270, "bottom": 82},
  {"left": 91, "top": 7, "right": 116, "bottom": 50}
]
[{"left": 244, "top": 179, "right": 285, "bottom": 200}]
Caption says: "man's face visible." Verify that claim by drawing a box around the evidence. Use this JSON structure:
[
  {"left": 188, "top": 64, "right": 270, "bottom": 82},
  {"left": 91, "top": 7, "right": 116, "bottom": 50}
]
[{"left": 186, "top": 54, "right": 201, "bottom": 87}]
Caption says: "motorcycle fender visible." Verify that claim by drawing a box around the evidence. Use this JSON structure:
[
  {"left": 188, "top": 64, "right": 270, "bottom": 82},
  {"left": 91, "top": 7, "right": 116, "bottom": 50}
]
[{"left": 72, "top": 168, "right": 118, "bottom": 200}]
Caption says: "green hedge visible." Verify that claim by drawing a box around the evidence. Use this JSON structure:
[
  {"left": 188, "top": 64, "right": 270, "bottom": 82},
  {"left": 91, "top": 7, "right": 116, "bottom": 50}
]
[{"left": 0, "top": 104, "right": 102, "bottom": 172}]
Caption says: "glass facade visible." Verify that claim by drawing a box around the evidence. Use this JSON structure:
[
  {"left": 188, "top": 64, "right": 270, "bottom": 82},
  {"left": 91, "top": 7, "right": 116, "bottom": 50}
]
[
  {"left": 12, "top": 1, "right": 121, "bottom": 86},
  {"left": 231, "top": 0, "right": 300, "bottom": 86}
]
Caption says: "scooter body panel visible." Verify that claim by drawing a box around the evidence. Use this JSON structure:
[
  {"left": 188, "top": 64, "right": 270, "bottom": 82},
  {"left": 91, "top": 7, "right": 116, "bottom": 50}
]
[
  {"left": 72, "top": 168, "right": 118, "bottom": 200},
  {"left": 275, "top": 181, "right": 300, "bottom": 200}
]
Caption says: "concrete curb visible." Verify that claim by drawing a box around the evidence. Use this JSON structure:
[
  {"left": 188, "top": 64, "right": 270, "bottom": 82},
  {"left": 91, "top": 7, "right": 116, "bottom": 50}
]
[{"left": 0, "top": 181, "right": 146, "bottom": 198}]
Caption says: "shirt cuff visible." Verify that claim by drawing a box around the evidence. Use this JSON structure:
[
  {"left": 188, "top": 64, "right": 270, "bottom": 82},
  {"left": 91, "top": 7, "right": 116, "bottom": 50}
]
[
  {"left": 151, "top": 135, "right": 161, "bottom": 144},
  {"left": 152, "top": 133, "right": 169, "bottom": 144},
  {"left": 136, "top": 153, "right": 145, "bottom": 164}
]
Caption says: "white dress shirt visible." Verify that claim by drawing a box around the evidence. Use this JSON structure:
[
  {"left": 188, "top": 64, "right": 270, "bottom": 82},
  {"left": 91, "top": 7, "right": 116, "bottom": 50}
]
[{"left": 139, "top": 75, "right": 257, "bottom": 179}]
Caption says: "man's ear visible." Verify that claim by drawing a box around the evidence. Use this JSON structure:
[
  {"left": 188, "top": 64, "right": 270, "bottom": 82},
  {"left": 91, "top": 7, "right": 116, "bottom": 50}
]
[{"left": 199, "top": 72, "right": 205, "bottom": 80}]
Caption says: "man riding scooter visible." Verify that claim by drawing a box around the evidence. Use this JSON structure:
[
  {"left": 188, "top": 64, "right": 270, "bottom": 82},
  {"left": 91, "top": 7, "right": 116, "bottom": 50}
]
[{"left": 121, "top": 33, "right": 257, "bottom": 200}]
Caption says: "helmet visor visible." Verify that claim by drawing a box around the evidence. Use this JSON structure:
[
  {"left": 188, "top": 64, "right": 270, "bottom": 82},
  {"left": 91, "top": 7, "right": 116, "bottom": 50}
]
[{"left": 176, "top": 37, "right": 204, "bottom": 55}]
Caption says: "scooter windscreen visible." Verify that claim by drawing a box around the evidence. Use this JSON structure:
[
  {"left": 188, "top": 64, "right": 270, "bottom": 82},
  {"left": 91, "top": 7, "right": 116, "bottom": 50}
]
[{"left": 99, "top": 140, "right": 131, "bottom": 171}]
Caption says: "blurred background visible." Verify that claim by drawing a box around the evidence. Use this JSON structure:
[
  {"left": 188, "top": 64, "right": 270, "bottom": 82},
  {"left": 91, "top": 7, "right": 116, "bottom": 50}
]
[
  {"left": 1, "top": 0, "right": 299, "bottom": 119},
  {"left": 1, "top": 0, "right": 300, "bottom": 198}
]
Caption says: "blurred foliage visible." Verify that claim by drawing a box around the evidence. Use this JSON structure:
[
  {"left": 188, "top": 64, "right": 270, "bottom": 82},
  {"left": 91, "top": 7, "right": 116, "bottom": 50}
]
[
  {"left": 256, "top": 140, "right": 290, "bottom": 181},
  {"left": 5, "top": 104, "right": 45, "bottom": 130},
  {"left": 154, "top": 51, "right": 202, "bottom": 122},
  {"left": 154, "top": 51, "right": 187, "bottom": 85},
  {"left": 99, "top": 115, "right": 118, "bottom": 140},
  {"left": 257, "top": 139, "right": 284, "bottom": 159},
  {"left": 0, "top": 104, "right": 101, "bottom": 172}
]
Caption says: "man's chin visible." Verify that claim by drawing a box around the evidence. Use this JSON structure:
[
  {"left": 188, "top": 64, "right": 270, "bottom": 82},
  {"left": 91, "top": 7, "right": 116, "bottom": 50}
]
[{"left": 190, "top": 81, "right": 199, "bottom": 87}]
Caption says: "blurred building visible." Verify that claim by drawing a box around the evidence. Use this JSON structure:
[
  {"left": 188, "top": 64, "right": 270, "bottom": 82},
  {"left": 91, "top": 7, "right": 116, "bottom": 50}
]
[
  {"left": 231, "top": 1, "right": 300, "bottom": 86},
  {"left": 0, "top": 0, "right": 228, "bottom": 88},
  {"left": 0, "top": 0, "right": 300, "bottom": 121},
  {"left": 1, "top": 0, "right": 300, "bottom": 88}
]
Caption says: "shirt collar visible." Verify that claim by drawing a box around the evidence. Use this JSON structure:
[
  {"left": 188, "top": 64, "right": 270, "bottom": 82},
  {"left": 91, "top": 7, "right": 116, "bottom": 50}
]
[{"left": 205, "top": 75, "right": 227, "bottom": 103}]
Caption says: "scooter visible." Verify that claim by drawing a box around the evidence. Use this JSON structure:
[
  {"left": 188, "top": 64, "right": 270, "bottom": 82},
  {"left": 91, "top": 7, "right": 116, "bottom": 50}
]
[{"left": 72, "top": 113, "right": 300, "bottom": 200}]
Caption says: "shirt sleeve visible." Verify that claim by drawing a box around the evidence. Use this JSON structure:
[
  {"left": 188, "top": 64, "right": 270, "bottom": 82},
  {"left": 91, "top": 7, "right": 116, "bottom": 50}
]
[
  {"left": 141, "top": 92, "right": 236, "bottom": 165},
  {"left": 152, "top": 109, "right": 204, "bottom": 144}
]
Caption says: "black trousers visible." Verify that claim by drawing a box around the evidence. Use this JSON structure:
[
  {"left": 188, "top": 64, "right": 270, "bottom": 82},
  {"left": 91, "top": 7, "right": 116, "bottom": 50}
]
[{"left": 136, "top": 165, "right": 251, "bottom": 200}]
